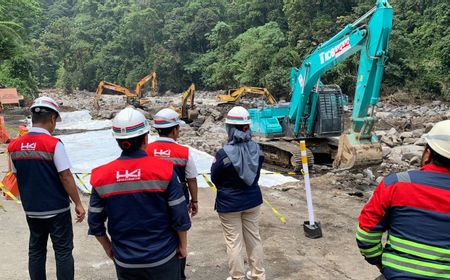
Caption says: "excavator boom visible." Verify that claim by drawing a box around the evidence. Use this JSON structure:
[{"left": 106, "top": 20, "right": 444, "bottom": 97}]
[
  {"left": 217, "top": 86, "right": 277, "bottom": 105},
  {"left": 135, "top": 71, "right": 157, "bottom": 98}
]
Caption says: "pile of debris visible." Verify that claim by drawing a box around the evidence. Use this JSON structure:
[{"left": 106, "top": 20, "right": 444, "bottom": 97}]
[{"left": 329, "top": 101, "right": 450, "bottom": 195}]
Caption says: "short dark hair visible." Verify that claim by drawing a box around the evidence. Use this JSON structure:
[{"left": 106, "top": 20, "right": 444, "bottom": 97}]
[
  {"left": 31, "top": 108, "right": 58, "bottom": 124},
  {"left": 156, "top": 125, "right": 179, "bottom": 136},
  {"left": 116, "top": 133, "right": 147, "bottom": 152},
  {"left": 427, "top": 144, "right": 450, "bottom": 167}
]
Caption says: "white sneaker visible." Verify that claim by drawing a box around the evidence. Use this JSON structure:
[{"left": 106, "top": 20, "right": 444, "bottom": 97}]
[{"left": 246, "top": 271, "right": 252, "bottom": 280}]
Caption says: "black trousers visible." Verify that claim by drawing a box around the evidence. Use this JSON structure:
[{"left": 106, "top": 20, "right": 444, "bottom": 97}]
[
  {"left": 180, "top": 257, "right": 186, "bottom": 280},
  {"left": 26, "top": 210, "right": 74, "bottom": 280},
  {"left": 115, "top": 255, "right": 180, "bottom": 280}
]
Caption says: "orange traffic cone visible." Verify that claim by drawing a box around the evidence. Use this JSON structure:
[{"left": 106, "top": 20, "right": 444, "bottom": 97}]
[
  {"left": 2, "top": 171, "right": 19, "bottom": 200},
  {"left": 0, "top": 116, "right": 11, "bottom": 143}
]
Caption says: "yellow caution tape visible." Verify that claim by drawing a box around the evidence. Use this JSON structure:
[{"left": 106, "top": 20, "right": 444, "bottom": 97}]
[
  {"left": 75, "top": 173, "right": 92, "bottom": 194},
  {"left": 201, "top": 174, "right": 286, "bottom": 224},
  {"left": 263, "top": 198, "right": 286, "bottom": 224},
  {"left": 0, "top": 182, "right": 21, "bottom": 204},
  {"left": 201, "top": 174, "right": 217, "bottom": 192}
]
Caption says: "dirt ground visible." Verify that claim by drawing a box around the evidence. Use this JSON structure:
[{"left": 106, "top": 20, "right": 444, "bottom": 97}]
[{"left": 0, "top": 149, "right": 380, "bottom": 280}]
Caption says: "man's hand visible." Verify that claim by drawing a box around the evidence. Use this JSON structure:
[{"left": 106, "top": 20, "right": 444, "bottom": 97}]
[
  {"left": 104, "top": 243, "right": 114, "bottom": 260},
  {"left": 96, "top": 235, "right": 113, "bottom": 260},
  {"left": 177, "top": 243, "right": 187, "bottom": 259},
  {"left": 75, "top": 203, "right": 86, "bottom": 223},
  {"left": 189, "top": 201, "right": 198, "bottom": 217}
]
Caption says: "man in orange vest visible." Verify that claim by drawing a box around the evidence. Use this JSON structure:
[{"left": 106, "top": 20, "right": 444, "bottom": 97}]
[{"left": 147, "top": 108, "right": 198, "bottom": 280}]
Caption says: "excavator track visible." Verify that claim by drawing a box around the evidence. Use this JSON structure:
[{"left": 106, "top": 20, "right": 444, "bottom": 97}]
[{"left": 257, "top": 139, "right": 314, "bottom": 171}]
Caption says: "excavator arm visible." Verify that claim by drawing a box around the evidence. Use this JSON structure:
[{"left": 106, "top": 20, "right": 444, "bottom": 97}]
[
  {"left": 96, "top": 81, "right": 135, "bottom": 97},
  {"left": 181, "top": 83, "right": 196, "bottom": 120},
  {"left": 135, "top": 71, "right": 157, "bottom": 98},
  {"left": 217, "top": 86, "right": 277, "bottom": 104}
]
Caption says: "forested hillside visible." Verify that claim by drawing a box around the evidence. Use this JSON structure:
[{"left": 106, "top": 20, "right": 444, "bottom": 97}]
[{"left": 1, "top": 0, "right": 448, "bottom": 100}]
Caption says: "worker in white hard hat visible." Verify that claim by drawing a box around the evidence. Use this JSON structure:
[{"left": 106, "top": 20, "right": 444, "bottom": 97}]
[
  {"left": 8, "top": 96, "right": 85, "bottom": 280},
  {"left": 88, "top": 107, "right": 191, "bottom": 280},
  {"left": 356, "top": 120, "right": 450, "bottom": 280},
  {"left": 211, "top": 106, "right": 266, "bottom": 280},
  {"left": 146, "top": 107, "right": 198, "bottom": 280}
]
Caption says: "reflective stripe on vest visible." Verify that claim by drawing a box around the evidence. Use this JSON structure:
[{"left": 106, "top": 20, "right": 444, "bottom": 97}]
[
  {"left": 387, "top": 234, "right": 450, "bottom": 262},
  {"left": 10, "top": 150, "right": 53, "bottom": 161},
  {"left": 165, "top": 157, "right": 188, "bottom": 166},
  {"left": 95, "top": 180, "right": 170, "bottom": 198},
  {"left": 383, "top": 253, "right": 450, "bottom": 279}
]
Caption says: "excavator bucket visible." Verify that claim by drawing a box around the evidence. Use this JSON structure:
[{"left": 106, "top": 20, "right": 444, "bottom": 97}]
[{"left": 333, "top": 133, "right": 383, "bottom": 170}]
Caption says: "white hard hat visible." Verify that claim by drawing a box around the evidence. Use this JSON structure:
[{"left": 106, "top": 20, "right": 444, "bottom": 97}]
[
  {"left": 225, "top": 106, "right": 251, "bottom": 125},
  {"left": 424, "top": 120, "right": 450, "bottom": 159},
  {"left": 30, "top": 96, "right": 62, "bottom": 122},
  {"left": 112, "top": 107, "right": 150, "bottom": 139},
  {"left": 152, "top": 108, "right": 185, "bottom": 128}
]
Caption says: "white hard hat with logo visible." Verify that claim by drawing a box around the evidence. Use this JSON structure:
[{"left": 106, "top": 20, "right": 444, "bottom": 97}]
[
  {"left": 424, "top": 120, "right": 450, "bottom": 159},
  {"left": 225, "top": 106, "right": 251, "bottom": 125},
  {"left": 112, "top": 107, "right": 150, "bottom": 139},
  {"left": 30, "top": 96, "right": 62, "bottom": 122},
  {"left": 152, "top": 108, "right": 185, "bottom": 128}
]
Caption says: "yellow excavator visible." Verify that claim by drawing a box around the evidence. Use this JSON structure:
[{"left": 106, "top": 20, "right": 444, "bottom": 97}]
[
  {"left": 95, "top": 72, "right": 157, "bottom": 108},
  {"left": 173, "top": 83, "right": 197, "bottom": 122},
  {"left": 217, "top": 86, "right": 277, "bottom": 105}
]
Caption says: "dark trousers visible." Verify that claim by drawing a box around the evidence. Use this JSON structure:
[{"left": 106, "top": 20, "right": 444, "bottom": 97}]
[
  {"left": 115, "top": 255, "right": 180, "bottom": 280},
  {"left": 180, "top": 257, "right": 186, "bottom": 280},
  {"left": 26, "top": 211, "right": 74, "bottom": 280}
]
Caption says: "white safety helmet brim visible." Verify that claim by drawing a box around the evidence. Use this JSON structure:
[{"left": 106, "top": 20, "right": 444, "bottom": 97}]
[
  {"left": 30, "top": 97, "right": 62, "bottom": 122},
  {"left": 424, "top": 120, "right": 450, "bottom": 159},
  {"left": 112, "top": 107, "right": 150, "bottom": 139},
  {"left": 152, "top": 108, "right": 186, "bottom": 129}
]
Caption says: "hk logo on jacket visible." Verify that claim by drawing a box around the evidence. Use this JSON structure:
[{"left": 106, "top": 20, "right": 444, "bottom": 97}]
[
  {"left": 116, "top": 169, "right": 141, "bottom": 182},
  {"left": 154, "top": 149, "right": 171, "bottom": 158},
  {"left": 21, "top": 142, "right": 37, "bottom": 151}
]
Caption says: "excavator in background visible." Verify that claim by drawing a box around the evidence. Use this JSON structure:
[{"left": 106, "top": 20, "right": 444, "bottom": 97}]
[
  {"left": 249, "top": 0, "right": 393, "bottom": 170},
  {"left": 180, "top": 83, "right": 197, "bottom": 121},
  {"left": 217, "top": 86, "right": 277, "bottom": 105},
  {"left": 173, "top": 83, "right": 197, "bottom": 122},
  {"left": 95, "top": 71, "right": 157, "bottom": 108}
]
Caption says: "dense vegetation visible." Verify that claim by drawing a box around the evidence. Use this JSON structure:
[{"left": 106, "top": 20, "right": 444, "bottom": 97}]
[{"left": 1, "top": 0, "right": 449, "bottom": 100}]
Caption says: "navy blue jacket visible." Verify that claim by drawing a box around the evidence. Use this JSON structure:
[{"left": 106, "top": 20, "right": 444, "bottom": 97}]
[
  {"left": 211, "top": 148, "right": 263, "bottom": 213},
  {"left": 357, "top": 164, "right": 450, "bottom": 279},
  {"left": 88, "top": 150, "right": 191, "bottom": 268}
]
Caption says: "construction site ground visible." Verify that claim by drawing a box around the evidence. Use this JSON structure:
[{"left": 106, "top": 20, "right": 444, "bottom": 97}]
[
  {"left": 0, "top": 152, "right": 379, "bottom": 279},
  {"left": 0, "top": 89, "right": 448, "bottom": 279}
]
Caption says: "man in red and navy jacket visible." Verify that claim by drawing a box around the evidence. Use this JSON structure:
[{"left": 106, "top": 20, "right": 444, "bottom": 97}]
[
  {"left": 8, "top": 96, "right": 85, "bottom": 280},
  {"left": 88, "top": 108, "right": 190, "bottom": 280},
  {"left": 147, "top": 108, "right": 198, "bottom": 280},
  {"left": 357, "top": 120, "right": 450, "bottom": 279}
]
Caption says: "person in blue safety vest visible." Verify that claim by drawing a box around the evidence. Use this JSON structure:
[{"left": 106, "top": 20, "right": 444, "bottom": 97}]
[
  {"left": 211, "top": 106, "right": 266, "bottom": 280},
  {"left": 8, "top": 96, "right": 86, "bottom": 280},
  {"left": 146, "top": 108, "right": 198, "bottom": 280},
  {"left": 356, "top": 120, "right": 450, "bottom": 279},
  {"left": 88, "top": 107, "right": 191, "bottom": 280}
]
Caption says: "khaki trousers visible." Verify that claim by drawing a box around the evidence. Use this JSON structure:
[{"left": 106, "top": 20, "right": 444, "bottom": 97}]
[{"left": 218, "top": 205, "right": 265, "bottom": 280}]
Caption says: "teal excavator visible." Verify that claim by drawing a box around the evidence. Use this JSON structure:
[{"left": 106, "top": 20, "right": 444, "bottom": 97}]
[{"left": 249, "top": 0, "right": 393, "bottom": 170}]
